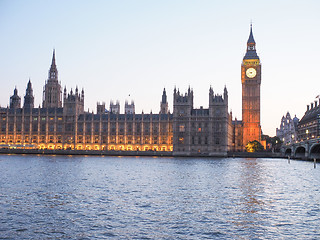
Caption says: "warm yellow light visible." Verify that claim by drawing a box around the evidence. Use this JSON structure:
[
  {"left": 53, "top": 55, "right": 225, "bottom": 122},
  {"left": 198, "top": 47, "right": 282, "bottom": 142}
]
[{"left": 246, "top": 142, "right": 254, "bottom": 152}]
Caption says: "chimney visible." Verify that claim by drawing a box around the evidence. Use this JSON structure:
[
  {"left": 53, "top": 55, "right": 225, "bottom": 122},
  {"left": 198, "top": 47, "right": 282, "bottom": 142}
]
[
  {"left": 307, "top": 105, "right": 310, "bottom": 111},
  {"left": 315, "top": 101, "right": 318, "bottom": 108},
  {"left": 311, "top": 103, "right": 314, "bottom": 109}
]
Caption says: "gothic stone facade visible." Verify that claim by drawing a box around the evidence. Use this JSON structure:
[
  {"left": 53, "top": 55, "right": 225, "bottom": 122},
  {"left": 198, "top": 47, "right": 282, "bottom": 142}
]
[
  {"left": 173, "top": 87, "right": 230, "bottom": 156},
  {"left": 1, "top": 51, "right": 231, "bottom": 155},
  {"left": 276, "top": 112, "right": 299, "bottom": 145}
]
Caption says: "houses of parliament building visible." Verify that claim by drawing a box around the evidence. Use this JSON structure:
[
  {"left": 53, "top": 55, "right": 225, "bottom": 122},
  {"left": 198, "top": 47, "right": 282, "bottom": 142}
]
[{"left": 0, "top": 26, "right": 261, "bottom": 155}]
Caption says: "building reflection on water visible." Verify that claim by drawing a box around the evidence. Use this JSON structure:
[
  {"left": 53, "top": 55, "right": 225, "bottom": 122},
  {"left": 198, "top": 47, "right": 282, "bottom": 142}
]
[{"left": 231, "top": 158, "right": 266, "bottom": 232}]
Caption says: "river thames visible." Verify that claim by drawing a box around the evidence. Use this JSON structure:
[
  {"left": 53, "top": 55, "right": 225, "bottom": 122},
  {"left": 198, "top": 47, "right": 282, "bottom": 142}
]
[{"left": 0, "top": 155, "right": 319, "bottom": 239}]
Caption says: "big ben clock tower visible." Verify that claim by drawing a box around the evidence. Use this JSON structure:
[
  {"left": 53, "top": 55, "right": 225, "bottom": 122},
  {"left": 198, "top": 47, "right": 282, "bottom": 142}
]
[{"left": 242, "top": 24, "right": 261, "bottom": 147}]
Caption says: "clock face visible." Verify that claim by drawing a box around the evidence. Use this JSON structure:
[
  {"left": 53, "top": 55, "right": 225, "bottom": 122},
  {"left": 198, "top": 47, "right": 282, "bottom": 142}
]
[{"left": 246, "top": 68, "right": 256, "bottom": 78}]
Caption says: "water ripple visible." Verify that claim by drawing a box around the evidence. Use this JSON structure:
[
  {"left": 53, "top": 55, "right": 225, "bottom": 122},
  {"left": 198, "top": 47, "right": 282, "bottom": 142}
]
[{"left": 0, "top": 156, "right": 319, "bottom": 239}]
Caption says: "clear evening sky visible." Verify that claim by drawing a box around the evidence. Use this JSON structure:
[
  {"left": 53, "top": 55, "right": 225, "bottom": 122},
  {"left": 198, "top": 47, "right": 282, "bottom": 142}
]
[{"left": 1, "top": 0, "right": 319, "bottom": 136}]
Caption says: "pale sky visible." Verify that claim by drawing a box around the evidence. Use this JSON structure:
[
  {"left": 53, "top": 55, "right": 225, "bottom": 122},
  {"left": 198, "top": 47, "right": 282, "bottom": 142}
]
[{"left": 1, "top": 0, "right": 320, "bottom": 136}]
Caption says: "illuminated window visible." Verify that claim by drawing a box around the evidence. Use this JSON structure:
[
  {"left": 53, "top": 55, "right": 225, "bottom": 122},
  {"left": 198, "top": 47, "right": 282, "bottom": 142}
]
[
  {"left": 179, "top": 137, "right": 184, "bottom": 144},
  {"left": 179, "top": 125, "right": 185, "bottom": 132},
  {"left": 198, "top": 127, "right": 202, "bottom": 132}
]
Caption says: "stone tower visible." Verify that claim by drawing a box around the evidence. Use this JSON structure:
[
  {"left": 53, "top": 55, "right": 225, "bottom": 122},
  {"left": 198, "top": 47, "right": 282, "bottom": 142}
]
[
  {"left": 209, "top": 86, "right": 229, "bottom": 152},
  {"left": 241, "top": 25, "right": 261, "bottom": 146},
  {"left": 97, "top": 102, "right": 106, "bottom": 114},
  {"left": 110, "top": 101, "right": 120, "bottom": 114},
  {"left": 42, "top": 50, "right": 62, "bottom": 108},
  {"left": 160, "top": 88, "right": 169, "bottom": 114},
  {"left": 173, "top": 87, "right": 193, "bottom": 152},
  {"left": 63, "top": 87, "right": 84, "bottom": 116},
  {"left": 125, "top": 100, "right": 135, "bottom": 114},
  {"left": 10, "top": 87, "right": 21, "bottom": 109},
  {"left": 173, "top": 87, "right": 193, "bottom": 118},
  {"left": 23, "top": 79, "right": 34, "bottom": 109}
]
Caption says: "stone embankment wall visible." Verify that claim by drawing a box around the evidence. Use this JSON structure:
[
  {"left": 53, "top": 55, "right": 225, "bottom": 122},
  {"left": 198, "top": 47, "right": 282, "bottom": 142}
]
[{"left": 0, "top": 149, "right": 285, "bottom": 158}]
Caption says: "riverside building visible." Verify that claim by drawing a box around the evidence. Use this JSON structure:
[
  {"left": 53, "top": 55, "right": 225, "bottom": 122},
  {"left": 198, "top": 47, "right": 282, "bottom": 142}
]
[
  {"left": 276, "top": 112, "right": 299, "bottom": 145},
  {"left": 0, "top": 26, "right": 263, "bottom": 155},
  {"left": 0, "top": 52, "right": 174, "bottom": 152},
  {"left": 297, "top": 99, "right": 320, "bottom": 141}
]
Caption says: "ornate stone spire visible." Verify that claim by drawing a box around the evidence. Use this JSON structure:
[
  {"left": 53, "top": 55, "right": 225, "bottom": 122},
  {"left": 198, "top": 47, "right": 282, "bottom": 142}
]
[
  {"left": 26, "top": 78, "right": 33, "bottom": 95},
  {"left": 24, "top": 79, "right": 34, "bottom": 109},
  {"left": 48, "top": 49, "right": 58, "bottom": 81},
  {"left": 161, "top": 88, "right": 167, "bottom": 104},
  {"left": 160, "top": 88, "right": 168, "bottom": 114}
]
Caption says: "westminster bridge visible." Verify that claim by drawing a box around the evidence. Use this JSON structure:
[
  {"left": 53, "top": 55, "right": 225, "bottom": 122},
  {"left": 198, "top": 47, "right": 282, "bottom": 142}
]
[{"left": 281, "top": 138, "right": 320, "bottom": 160}]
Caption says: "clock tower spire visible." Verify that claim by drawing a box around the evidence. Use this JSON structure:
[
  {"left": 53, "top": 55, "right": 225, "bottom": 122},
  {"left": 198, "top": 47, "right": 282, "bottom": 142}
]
[
  {"left": 244, "top": 24, "right": 259, "bottom": 59},
  {"left": 241, "top": 24, "right": 262, "bottom": 147}
]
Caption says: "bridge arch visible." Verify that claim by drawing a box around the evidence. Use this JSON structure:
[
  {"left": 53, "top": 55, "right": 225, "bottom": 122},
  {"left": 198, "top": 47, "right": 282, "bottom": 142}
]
[
  {"left": 295, "top": 146, "right": 306, "bottom": 158},
  {"left": 285, "top": 148, "right": 292, "bottom": 157},
  {"left": 310, "top": 143, "right": 320, "bottom": 159}
]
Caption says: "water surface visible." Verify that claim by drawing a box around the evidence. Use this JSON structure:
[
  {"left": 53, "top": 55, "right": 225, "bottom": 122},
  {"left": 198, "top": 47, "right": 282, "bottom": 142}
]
[{"left": 0, "top": 155, "right": 319, "bottom": 239}]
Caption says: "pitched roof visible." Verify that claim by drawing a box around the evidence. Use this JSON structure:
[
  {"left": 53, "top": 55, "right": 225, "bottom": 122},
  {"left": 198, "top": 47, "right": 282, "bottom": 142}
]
[
  {"left": 247, "top": 24, "right": 255, "bottom": 44},
  {"left": 299, "top": 106, "right": 320, "bottom": 125}
]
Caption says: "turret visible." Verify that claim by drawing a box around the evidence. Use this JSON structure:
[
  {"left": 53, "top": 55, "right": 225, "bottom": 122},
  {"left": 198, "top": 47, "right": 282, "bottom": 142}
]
[
  {"left": 160, "top": 88, "right": 168, "bottom": 114},
  {"left": 173, "top": 87, "right": 193, "bottom": 117},
  {"left": 209, "top": 86, "right": 228, "bottom": 119},
  {"left": 125, "top": 100, "right": 135, "bottom": 114},
  {"left": 63, "top": 87, "right": 84, "bottom": 116},
  {"left": 97, "top": 102, "right": 106, "bottom": 114},
  {"left": 64, "top": 86, "right": 67, "bottom": 99},
  {"left": 209, "top": 86, "right": 214, "bottom": 96},
  {"left": 23, "top": 79, "right": 34, "bottom": 109},
  {"left": 209, "top": 86, "right": 228, "bottom": 105},
  {"left": 10, "top": 87, "right": 21, "bottom": 109},
  {"left": 224, "top": 85, "right": 228, "bottom": 102},
  {"left": 110, "top": 100, "right": 120, "bottom": 114},
  {"left": 81, "top": 88, "right": 84, "bottom": 101}
]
